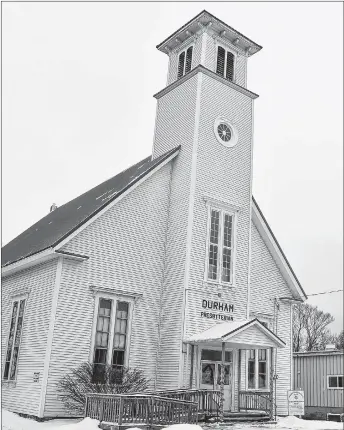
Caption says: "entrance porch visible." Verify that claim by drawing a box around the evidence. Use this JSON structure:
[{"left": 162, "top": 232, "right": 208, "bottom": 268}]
[{"left": 185, "top": 318, "right": 286, "bottom": 421}]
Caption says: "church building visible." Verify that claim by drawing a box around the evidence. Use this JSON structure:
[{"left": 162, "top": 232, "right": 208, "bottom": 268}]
[{"left": 2, "top": 10, "right": 307, "bottom": 419}]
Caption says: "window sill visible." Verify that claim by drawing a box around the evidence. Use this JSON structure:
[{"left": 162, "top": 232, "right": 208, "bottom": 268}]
[{"left": 203, "top": 279, "right": 235, "bottom": 288}]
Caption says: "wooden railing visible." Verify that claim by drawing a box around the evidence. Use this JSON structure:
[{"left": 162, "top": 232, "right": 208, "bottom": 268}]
[
  {"left": 85, "top": 393, "right": 198, "bottom": 425},
  {"left": 238, "top": 390, "right": 272, "bottom": 414},
  {"left": 152, "top": 389, "right": 221, "bottom": 417}
]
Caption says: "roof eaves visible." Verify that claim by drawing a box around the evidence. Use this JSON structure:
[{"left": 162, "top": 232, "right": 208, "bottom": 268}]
[
  {"left": 157, "top": 10, "right": 262, "bottom": 54},
  {"left": 154, "top": 65, "right": 259, "bottom": 100}
]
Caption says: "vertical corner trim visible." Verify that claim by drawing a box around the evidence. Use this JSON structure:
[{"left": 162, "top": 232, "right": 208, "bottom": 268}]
[
  {"left": 38, "top": 257, "right": 63, "bottom": 418},
  {"left": 178, "top": 72, "right": 203, "bottom": 387}
]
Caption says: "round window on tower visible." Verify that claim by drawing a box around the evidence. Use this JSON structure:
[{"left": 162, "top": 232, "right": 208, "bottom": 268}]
[{"left": 214, "top": 117, "right": 238, "bottom": 148}]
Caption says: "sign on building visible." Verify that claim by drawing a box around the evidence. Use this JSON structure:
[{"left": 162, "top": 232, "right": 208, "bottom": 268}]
[{"left": 288, "top": 390, "right": 305, "bottom": 416}]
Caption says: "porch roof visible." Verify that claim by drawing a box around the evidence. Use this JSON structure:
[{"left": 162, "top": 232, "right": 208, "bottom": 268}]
[{"left": 185, "top": 318, "right": 285, "bottom": 349}]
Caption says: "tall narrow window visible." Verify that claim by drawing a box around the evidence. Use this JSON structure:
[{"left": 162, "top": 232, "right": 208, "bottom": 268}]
[
  {"left": 4, "top": 299, "right": 26, "bottom": 380},
  {"left": 216, "top": 46, "right": 235, "bottom": 82},
  {"left": 208, "top": 210, "right": 220, "bottom": 280},
  {"left": 207, "top": 208, "right": 235, "bottom": 284},
  {"left": 177, "top": 46, "right": 193, "bottom": 79},
  {"left": 216, "top": 46, "right": 225, "bottom": 76},
  {"left": 226, "top": 51, "right": 234, "bottom": 81},
  {"left": 92, "top": 296, "right": 131, "bottom": 382},
  {"left": 112, "top": 301, "right": 129, "bottom": 367},
  {"left": 93, "top": 298, "right": 112, "bottom": 381},
  {"left": 178, "top": 51, "right": 185, "bottom": 79},
  {"left": 248, "top": 350, "right": 255, "bottom": 389},
  {"left": 247, "top": 348, "right": 269, "bottom": 390},
  {"left": 185, "top": 46, "right": 193, "bottom": 74},
  {"left": 258, "top": 349, "right": 267, "bottom": 388},
  {"left": 222, "top": 214, "right": 233, "bottom": 283}
]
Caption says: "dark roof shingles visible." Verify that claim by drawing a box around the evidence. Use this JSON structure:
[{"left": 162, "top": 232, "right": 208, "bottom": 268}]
[{"left": 2, "top": 147, "right": 179, "bottom": 267}]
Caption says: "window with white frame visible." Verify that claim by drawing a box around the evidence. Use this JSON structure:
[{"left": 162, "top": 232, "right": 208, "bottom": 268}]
[
  {"left": 177, "top": 46, "right": 193, "bottom": 79},
  {"left": 206, "top": 208, "right": 235, "bottom": 284},
  {"left": 3, "top": 298, "right": 26, "bottom": 381},
  {"left": 92, "top": 297, "right": 130, "bottom": 382},
  {"left": 216, "top": 46, "right": 235, "bottom": 81},
  {"left": 327, "top": 375, "right": 343, "bottom": 389},
  {"left": 247, "top": 349, "right": 268, "bottom": 390}
]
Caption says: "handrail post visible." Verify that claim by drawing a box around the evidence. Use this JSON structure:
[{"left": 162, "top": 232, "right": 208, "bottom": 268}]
[
  {"left": 84, "top": 395, "right": 88, "bottom": 418},
  {"left": 118, "top": 396, "right": 123, "bottom": 426}
]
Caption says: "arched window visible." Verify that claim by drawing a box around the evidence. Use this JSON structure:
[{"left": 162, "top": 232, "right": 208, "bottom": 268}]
[
  {"left": 177, "top": 46, "right": 193, "bottom": 79},
  {"left": 216, "top": 46, "right": 235, "bottom": 82}
]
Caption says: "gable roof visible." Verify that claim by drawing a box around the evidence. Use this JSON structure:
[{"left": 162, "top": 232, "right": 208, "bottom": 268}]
[
  {"left": 186, "top": 318, "right": 286, "bottom": 349},
  {"left": 2, "top": 147, "right": 180, "bottom": 268},
  {"left": 252, "top": 197, "right": 307, "bottom": 301}
]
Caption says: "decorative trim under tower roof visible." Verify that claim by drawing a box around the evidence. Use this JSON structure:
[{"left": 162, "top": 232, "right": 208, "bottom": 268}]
[{"left": 157, "top": 10, "right": 262, "bottom": 56}]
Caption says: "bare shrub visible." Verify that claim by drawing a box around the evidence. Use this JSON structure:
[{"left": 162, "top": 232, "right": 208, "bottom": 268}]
[{"left": 57, "top": 362, "right": 150, "bottom": 414}]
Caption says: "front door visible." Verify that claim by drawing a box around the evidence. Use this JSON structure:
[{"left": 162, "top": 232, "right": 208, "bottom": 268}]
[{"left": 200, "top": 359, "right": 232, "bottom": 411}]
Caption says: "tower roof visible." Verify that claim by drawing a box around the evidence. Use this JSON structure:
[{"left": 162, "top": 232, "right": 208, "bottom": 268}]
[{"left": 157, "top": 10, "right": 262, "bottom": 56}]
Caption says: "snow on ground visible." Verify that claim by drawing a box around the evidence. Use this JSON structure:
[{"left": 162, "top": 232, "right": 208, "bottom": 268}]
[
  {"left": 1, "top": 410, "right": 95, "bottom": 430},
  {"left": 1, "top": 411, "right": 343, "bottom": 430}
]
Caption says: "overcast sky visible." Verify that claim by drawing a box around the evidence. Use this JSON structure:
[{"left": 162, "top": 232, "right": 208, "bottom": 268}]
[{"left": 2, "top": 2, "right": 343, "bottom": 332}]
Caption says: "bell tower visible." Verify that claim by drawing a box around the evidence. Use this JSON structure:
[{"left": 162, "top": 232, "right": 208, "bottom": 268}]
[{"left": 153, "top": 10, "right": 262, "bottom": 389}]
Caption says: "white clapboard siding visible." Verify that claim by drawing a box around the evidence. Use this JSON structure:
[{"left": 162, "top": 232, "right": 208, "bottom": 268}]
[
  {"left": 154, "top": 59, "right": 254, "bottom": 392},
  {"left": 228, "top": 325, "right": 276, "bottom": 347},
  {"left": 250, "top": 221, "right": 293, "bottom": 415},
  {"left": 1, "top": 260, "right": 58, "bottom": 416},
  {"left": 43, "top": 163, "right": 172, "bottom": 417}
]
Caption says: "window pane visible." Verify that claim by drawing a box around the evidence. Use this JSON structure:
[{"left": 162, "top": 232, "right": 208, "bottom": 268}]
[
  {"left": 185, "top": 47, "right": 193, "bottom": 74},
  {"left": 9, "top": 347, "right": 19, "bottom": 380},
  {"left": 210, "top": 210, "right": 220, "bottom": 244},
  {"left": 329, "top": 376, "right": 337, "bottom": 388},
  {"left": 338, "top": 377, "right": 343, "bottom": 387},
  {"left": 202, "top": 363, "right": 215, "bottom": 385},
  {"left": 221, "top": 248, "right": 232, "bottom": 283},
  {"left": 223, "top": 214, "right": 233, "bottom": 247},
  {"left": 94, "top": 348, "right": 107, "bottom": 364},
  {"left": 201, "top": 349, "right": 232, "bottom": 362},
  {"left": 120, "top": 320, "right": 127, "bottom": 334},
  {"left": 216, "top": 46, "right": 225, "bottom": 76},
  {"left": 99, "top": 299, "right": 111, "bottom": 315},
  {"left": 258, "top": 374, "right": 267, "bottom": 389},
  {"left": 259, "top": 362, "right": 266, "bottom": 374},
  {"left": 178, "top": 51, "right": 185, "bottom": 79},
  {"left": 3, "top": 362, "right": 10, "bottom": 380},
  {"left": 217, "top": 364, "right": 230, "bottom": 385},
  {"left": 248, "top": 349, "right": 255, "bottom": 360},
  {"left": 258, "top": 349, "right": 267, "bottom": 361},
  {"left": 208, "top": 244, "right": 218, "bottom": 280},
  {"left": 226, "top": 51, "right": 234, "bottom": 81},
  {"left": 112, "top": 350, "right": 125, "bottom": 366},
  {"left": 248, "top": 371, "right": 255, "bottom": 389}
]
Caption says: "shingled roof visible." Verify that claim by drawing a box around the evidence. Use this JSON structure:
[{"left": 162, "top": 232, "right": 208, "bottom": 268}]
[{"left": 2, "top": 147, "right": 180, "bottom": 268}]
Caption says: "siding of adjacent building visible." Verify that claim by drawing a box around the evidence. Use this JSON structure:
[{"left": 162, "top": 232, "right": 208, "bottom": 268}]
[
  {"left": 293, "top": 350, "right": 344, "bottom": 417},
  {"left": 1, "top": 260, "right": 58, "bottom": 416},
  {"left": 43, "top": 163, "right": 173, "bottom": 417}
]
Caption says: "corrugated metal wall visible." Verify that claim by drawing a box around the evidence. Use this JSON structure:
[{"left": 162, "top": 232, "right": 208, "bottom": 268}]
[{"left": 293, "top": 351, "right": 344, "bottom": 408}]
